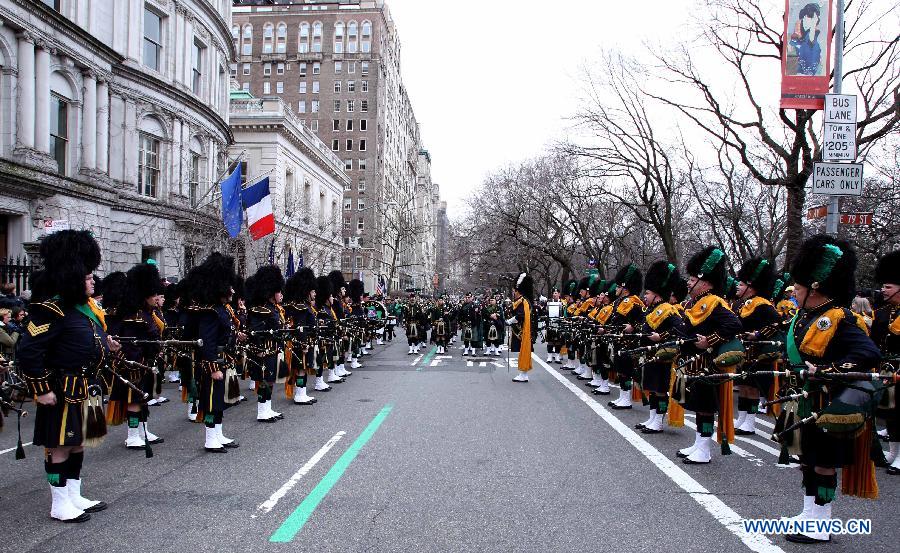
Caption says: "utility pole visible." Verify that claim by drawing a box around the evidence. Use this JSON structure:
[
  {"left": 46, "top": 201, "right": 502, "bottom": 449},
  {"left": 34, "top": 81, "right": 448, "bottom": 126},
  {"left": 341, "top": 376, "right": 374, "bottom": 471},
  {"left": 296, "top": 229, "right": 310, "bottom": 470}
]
[{"left": 825, "top": 0, "right": 845, "bottom": 235}]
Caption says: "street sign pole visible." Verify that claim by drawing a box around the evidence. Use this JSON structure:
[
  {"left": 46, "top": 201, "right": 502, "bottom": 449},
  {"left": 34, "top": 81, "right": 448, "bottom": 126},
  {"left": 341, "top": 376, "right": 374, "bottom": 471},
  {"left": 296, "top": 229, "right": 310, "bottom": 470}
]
[{"left": 825, "top": 0, "right": 845, "bottom": 235}]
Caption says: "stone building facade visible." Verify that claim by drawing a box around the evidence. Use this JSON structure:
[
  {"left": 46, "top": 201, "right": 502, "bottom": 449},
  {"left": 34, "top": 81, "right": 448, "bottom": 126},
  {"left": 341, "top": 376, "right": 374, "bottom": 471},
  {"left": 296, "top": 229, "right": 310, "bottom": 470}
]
[
  {"left": 0, "top": 0, "right": 233, "bottom": 279},
  {"left": 229, "top": 91, "right": 347, "bottom": 276},
  {"left": 231, "top": 0, "right": 439, "bottom": 294}
]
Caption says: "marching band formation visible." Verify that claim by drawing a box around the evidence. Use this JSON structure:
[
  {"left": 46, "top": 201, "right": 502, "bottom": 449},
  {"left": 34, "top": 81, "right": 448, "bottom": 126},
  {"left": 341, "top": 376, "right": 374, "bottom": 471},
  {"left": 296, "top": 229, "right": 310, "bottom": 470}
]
[{"left": 2, "top": 229, "right": 899, "bottom": 546}]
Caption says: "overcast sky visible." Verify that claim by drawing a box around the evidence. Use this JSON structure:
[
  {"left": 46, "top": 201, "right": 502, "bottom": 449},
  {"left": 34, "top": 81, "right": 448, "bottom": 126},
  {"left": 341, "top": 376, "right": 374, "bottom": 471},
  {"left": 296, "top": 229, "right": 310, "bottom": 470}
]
[{"left": 385, "top": 0, "right": 693, "bottom": 218}]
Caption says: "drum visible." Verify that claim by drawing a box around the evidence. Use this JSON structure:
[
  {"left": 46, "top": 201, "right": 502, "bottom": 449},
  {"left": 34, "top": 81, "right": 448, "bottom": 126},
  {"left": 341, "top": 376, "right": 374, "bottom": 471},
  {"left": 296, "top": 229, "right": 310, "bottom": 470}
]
[{"left": 364, "top": 300, "right": 387, "bottom": 329}]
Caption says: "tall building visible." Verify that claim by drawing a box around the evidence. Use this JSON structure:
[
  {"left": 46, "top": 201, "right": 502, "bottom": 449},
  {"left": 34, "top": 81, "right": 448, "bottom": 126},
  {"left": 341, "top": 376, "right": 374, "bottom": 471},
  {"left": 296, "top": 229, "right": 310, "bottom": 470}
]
[
  {"left": 229, "top": 90, "right": 347, "bottom": 275},
  {"left": 0, "top": 0, "right": 233, "bottom": 279},
  {"left": 231, "top": 0, "right": 439, "bottom": 294}
]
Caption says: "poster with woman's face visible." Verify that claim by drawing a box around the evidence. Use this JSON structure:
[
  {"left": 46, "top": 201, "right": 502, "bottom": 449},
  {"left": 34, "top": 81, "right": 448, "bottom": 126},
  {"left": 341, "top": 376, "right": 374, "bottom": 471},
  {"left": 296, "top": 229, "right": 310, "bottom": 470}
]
[{"left": 786, "top": 1, "right": 826, "bottom": 76}]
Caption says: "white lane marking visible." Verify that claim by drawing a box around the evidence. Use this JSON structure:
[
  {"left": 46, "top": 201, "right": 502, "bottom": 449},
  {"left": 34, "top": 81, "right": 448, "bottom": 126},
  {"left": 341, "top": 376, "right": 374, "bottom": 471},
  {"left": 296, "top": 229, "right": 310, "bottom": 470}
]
[
  {"left": 410, "top": 354, "right": 423, "bottom": 366},
  {"left": 0, "top": 442, "right": 32, "bottom": 456},
  {"left": 253, "top": 431, "right": 346, "bottom": 517},
  {"left": 534, "top": 355, "right": 785, "bottom": 553},
  {"left": 479, "top": 362, "right": 486, "bottom": 367},
  {"left": 466, "top": 361, "right": 474, "bottom": 367}
]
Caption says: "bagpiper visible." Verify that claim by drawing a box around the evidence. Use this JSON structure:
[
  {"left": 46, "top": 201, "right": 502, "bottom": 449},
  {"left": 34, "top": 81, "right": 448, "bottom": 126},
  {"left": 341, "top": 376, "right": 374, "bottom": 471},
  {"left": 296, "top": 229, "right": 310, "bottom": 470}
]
[
  {"left": 873, "top": 250, "right": 900, "bottom": 475},
  {"left": 605, "top": 263, "right": 645, "bottom": 410},
  {"left": 246, "top": 266, "right": 287, "bottom": 423},
  {"left": 779, "top": 235, "right": 880, "bottom": 544},
  {"left": 17, "top": 230, "right": 116, "bottom": 522},
  {"left": 507, "top": 273, "right": 535, "bottom": 382},
  {"left": 283, "top": 267, "right": 319, "bottom": 405}
]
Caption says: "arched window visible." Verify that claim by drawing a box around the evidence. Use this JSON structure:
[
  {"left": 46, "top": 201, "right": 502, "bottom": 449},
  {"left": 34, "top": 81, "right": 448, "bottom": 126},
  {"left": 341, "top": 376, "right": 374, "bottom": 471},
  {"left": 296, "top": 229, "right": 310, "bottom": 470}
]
[
  {"left": 242, "top": 24, "right": 253, "bottom": 56},
  {"left": 298, "top": 22, "right": 310, "bottom": 53},
  {"left": 361, "top": 20, "right": 372, "bottom": 53},
  {"left": 138, "top": 116, "right": 166, "bottom": 198},
  {"left": 333, "top": 22, "right": 344, "bottom": 53},
  {"left": 49, "top": 71, "right": 75, "bottom": 175},
  {"left": 347, "top": 21, "right": 358, "bottom": 53},
  {"left": 262, "top": 23, "right": 274, "bottom": 53},
  {"left": 312, "top": 22, "right": 322, "bottom": 53},
  {"left": 276, "top": 22, "right": 287, "bottom": 53},
  {"left": 188, "top": 137, "right": 205, "bottom": 207}
]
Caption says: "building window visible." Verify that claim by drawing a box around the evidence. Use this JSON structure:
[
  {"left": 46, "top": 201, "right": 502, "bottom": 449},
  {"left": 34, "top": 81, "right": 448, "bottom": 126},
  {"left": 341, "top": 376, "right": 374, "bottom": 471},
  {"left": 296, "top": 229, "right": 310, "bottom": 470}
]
[
  {"left": 242, "top": 83, "right": 250, "bottom": 91},
  {"left": 312, "top": 81, "right": 320, "bottom": 93},
  {"left": 276, "top": 82, "right": 284, "bottom": 93},
  {"left": 312, "top": 100, "right": 319, "bottom": 112},
  {"left": 277, "top": 62, "right": 285, "bottom": 75},
  {"left": 348, "top": 80, "right": 355, "bottom": 93},
  {"left": 346, "top": 139, "right": 353, "bottom": 151},
  {"left": 358, "top": 158, "right": 367, "bottom": 170},
  {"left": 263, "top": 23, "right": 274, "bottom": 53},
  {"left": 344, "top": 198, "right": 352, "bottom": 210},
  {"left": 343, "top": 220, "right": 350, "bottom": 231},
  {"left": 334, "top": 81, "right": 341, "bottom": 94},
  {"left": 299, "top": 62, "right": 307, "bottom": 76},
  {"left": 358, "top": 178, "right": 366, "bottom": 192},
  {"left": 143, "top": 8, "right": 163, "bottom": 71},
  {"left": 264, "top": 63, "right": 272, "bottom": 76},
  {"left": 189, "top": 153, "right": 200, "bottom": 207},
  {"left": 361, "top": 40, "right": 371, "bottom": 53},
  {"left": 312, "top": 22, "right": 322, "bottom": 52},
  {"left": 298, "top": 100, "right": 306, "bottom": 113},
  {"left": 299, "top": 22, "right": 310, "bottom": 53},
  {"left": 299, "top": 81, "right": 307, "bottom": 94},
  {"left": 346, "top": 119, "right": 353, "bottom": 131},
  {"left": 310, "top": 119, "right": 319, "bottom": 131},
  {"left": 357, "top": 199, "right": 365, "bottom": 211},
  {"left": 276, "top": 22, "right": 287, "bottom": 53},
  {"left": 263, "top": 82, "right": 271, "bottom": 94},
  {"left": 347, "top": 100, "right": 355, "bottom": 112},
  {"left": 49, "top": 94, "right": 68, "bottom": 175},
  {"left": 361, "top": 61, "right": 369, "bottom": 75},
  {"left": 332, "top": 139, "right": 339, "bottom": 151},
  {"left": 357, "top": 219, "right": 364, "bottom": 232},
  {"left": 334, "top": 100, "right": 340, "bottom": 112},
  {"left": 359, "top": 139, "right": 366, "bottom": 152},
  {"left": 230, "top": 63, "right": 237, "bottom": 76},
  {"left": 344, "top": 181, "right": 353, "bottom": 191},
  {"left": 192, "top": 41, "right": 204, "bottom": 95},
  {"left": 348, "top": 22, "right": 358, "bottom": 50},
  {"left": 348, "top": 61, "right": 356, "bottom": 74},
  {"left": 332, "top": 119, "right": 340, "bottom": 131},
  {"left": 313, "top": 62, "right": 320, "bottom": 75},
  {"left": 242, "top": 24, "right": 253, "bottom": 56},
  {"left": 335, "top": 61, "right": 342, "bottom": 74},
  {"left": 138, "top": 133, "right": 160, "bottom": 197},
  {"left": 243, "top": 63, "right": 251, "bottom": 75},
  {"left": 361, "top": 80, "right": 368, "bottom": 93},
  {"left": 344, "top": 159, "right": 352, "bottom": 171},
  {"left": 361, "top": 100, "right": 368, "bottom": 112},
  {"left": 360, "top": 119, "right": 367, "bottom": 131},
  {"left": 41, "top": 0, "right": 61, "bottom": 11}
]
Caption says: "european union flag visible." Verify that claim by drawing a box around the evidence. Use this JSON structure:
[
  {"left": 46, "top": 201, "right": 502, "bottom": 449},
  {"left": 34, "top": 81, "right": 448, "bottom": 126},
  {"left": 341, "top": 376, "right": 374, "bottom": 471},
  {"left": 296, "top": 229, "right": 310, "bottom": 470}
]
[{"left": 220, "top": 162, "right": 243, "bottom": 238}]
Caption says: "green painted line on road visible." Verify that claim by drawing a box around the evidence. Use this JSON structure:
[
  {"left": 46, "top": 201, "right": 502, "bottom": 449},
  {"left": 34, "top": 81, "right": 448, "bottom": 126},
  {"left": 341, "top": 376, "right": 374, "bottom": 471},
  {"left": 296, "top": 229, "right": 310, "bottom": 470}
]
[
  {"left": 269, "top": 403, "right": 394, "bottom": 543},
  {"left": 417, "top": 346, "right": 437, "bottom": 371}
]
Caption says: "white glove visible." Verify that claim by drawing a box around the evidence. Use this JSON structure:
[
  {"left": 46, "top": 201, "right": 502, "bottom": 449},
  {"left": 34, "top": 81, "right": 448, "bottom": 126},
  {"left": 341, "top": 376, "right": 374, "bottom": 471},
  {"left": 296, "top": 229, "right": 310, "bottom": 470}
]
[{"left": 505, "top": 317, "right": 517, "bottom": 325}]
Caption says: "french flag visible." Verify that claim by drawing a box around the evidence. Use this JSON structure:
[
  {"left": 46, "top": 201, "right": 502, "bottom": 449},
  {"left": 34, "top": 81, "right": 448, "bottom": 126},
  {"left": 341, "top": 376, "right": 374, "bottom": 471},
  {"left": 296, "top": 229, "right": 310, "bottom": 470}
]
[{"left": 241, "top": 177, "right": 275, "bottom": 240}]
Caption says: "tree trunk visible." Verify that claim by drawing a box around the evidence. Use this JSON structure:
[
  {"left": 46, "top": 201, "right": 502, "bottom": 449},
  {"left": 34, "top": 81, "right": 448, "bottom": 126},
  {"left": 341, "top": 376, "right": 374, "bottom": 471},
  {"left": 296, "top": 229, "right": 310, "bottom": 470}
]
[{"left": 784, "top": 183, "right": 806, "bottom": 263}]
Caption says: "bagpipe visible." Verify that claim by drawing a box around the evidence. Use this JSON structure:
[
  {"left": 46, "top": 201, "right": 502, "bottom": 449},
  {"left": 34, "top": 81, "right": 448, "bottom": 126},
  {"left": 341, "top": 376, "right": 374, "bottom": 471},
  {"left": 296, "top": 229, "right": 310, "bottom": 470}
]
[
  {"left": 760, "top": 361, "right": 900, "bottom": 445},
  {"left": 1, "top": 376, "right": 28, "bottom": 459},
  {"left": 110, "top": 336, "right": 204, "bottom": 348}
]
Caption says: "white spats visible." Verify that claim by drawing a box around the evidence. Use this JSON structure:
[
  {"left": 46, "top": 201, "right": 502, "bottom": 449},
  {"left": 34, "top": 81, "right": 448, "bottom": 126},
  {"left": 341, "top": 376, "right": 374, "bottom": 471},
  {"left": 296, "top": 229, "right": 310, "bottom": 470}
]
[
  {"left": 683, "top": 436, "right": 712, "bottom": 464},
  {"left": 314, "top": 376, "right": 331, "bottom": 392},
  {"left": 50, "top": 484, "right": 88, "bottom": 522},
  {"left": 66, "top": 479, "right": 104, "bottom": 512},
  {"left": 125, "top": 427, "right": 145, "bottom": 449},
  {"left": 512, "top": 371, "right": 529, "bottom": 382},
  {"left": 205, "top": 426, "right": 226, "bottom": 452},
  {"left": 293, "top": 386, "right": 316, "bottom": 405},
  {"left": 677, "top": 432, "right": 701, "bottom": 458}
]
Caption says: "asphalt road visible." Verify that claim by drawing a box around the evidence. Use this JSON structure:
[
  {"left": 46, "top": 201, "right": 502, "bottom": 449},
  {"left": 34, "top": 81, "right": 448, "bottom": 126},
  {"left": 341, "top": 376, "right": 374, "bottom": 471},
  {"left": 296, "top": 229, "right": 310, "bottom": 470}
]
[{"left": 1, "top": 336, "right": 897, "bottom": 553}]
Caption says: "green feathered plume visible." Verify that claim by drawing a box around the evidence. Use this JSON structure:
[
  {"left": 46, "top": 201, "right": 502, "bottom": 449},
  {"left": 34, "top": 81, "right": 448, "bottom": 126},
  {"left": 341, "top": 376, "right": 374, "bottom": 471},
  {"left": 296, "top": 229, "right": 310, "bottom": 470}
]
[
  {"left": 700, "top": 249, "right": 724, "bottom": 276},
  {"left": 811, "top": 244, "right": 843, "bottom": 283},
  {"left": 750, "top": 259, "right": 769, "bottom": 282},
  {"left": 662, "top": 263, "right": 675, "bottom": 287}
]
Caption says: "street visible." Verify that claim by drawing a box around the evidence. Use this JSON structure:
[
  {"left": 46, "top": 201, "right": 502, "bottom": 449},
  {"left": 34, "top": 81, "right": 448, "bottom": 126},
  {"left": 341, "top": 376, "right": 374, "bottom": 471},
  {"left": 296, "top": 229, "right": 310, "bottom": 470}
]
[{"left": 1, "top": 337, "right": 897, "bottom": 553}]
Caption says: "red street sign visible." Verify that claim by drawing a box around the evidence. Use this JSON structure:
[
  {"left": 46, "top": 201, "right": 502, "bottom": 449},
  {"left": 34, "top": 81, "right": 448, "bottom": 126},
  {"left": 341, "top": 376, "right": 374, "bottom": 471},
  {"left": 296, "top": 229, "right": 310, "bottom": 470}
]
[
  {"left": 840, "top": 213, "right": 873, "bottom": 225},
  {"left": 806, "top": 205, "right": 828, "bottom": 220}
]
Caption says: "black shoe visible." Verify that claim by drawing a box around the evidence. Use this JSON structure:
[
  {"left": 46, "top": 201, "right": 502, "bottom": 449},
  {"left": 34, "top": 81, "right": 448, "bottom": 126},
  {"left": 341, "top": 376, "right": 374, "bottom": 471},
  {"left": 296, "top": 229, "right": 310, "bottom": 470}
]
[
  {"left": 257, "top": 417, "right": 278, "bottom": 423},
  {"left": 84, "top": 502, "right": 108, "bottom": 513},
  {"left": 294, "top": 400, "right": 316, "bottom": 405},
  {"left": 734, "top": 428, "right": 755, "bottom": 436},
  {"left": 886, "top": 466, "right": 900, "bottom": 475},
  {"left": 205, "top": 446, "right": 228, "bottom": 453},
  {"left": 576, "top": 375, "right": 592, "bottom": 381},
  {"left": 676, "top": 451, "right": 690, "bottom": 459},
  {"left": 641, "top": 427, "right": 663, "bottom": 434},
  {"left": 146, "top": 437, "right": 164, "bottom": 445},
  {"left": 221, "top": 441, "right": 240, "bottom": 449},
  {"left": 785, "top": 533, "right": 830, "bottom": 544},
  {"left": 634, "top": 422, "right": 646, "bottom": 429},
  {"left": 682, "top": 457, "right": 710, "bottom": 465},
  {"left": 62, "top": 513, "right": 91, "bottom": 523},
  {"left": 592, "top": 389, "right": 610, "bottom": 395},
  {"left": 610, "top": 404, "right": 632, "bottom": 410}
]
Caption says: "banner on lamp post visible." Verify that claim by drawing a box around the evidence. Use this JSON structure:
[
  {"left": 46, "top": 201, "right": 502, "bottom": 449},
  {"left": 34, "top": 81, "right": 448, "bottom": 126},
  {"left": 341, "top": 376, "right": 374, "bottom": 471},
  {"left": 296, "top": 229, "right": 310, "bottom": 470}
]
[{"left": 780, "top": 0, "right": 834, "bottom": 109}]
